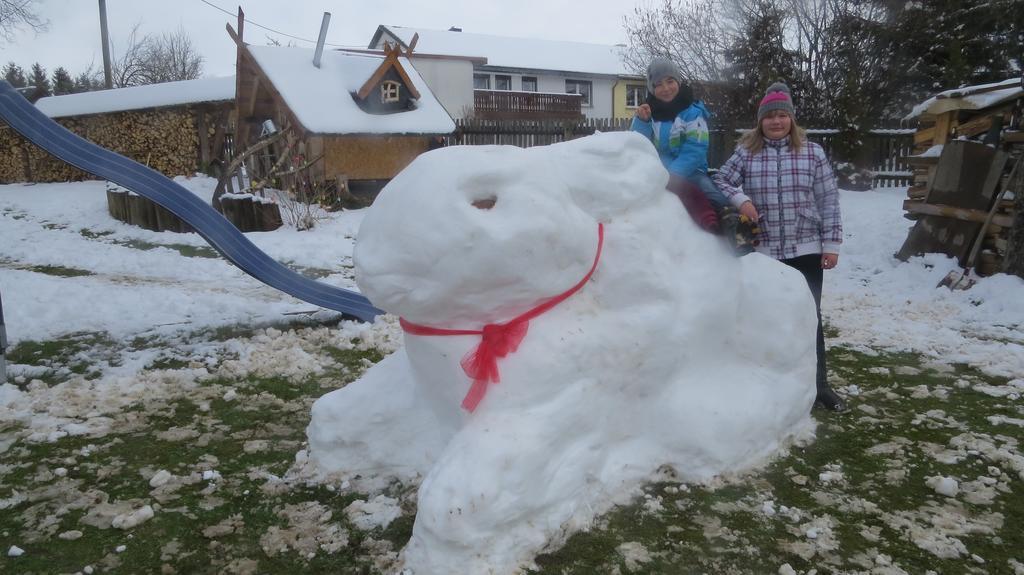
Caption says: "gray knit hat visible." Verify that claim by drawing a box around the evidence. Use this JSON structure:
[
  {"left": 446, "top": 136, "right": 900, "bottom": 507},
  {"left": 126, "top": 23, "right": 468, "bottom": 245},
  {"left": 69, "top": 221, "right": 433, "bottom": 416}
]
[
  {"left": 757, "top": 82, "right": 796, "bottom": 122},
  {"left": 646, "top": 57, "right": 681, "bottom": 93}
]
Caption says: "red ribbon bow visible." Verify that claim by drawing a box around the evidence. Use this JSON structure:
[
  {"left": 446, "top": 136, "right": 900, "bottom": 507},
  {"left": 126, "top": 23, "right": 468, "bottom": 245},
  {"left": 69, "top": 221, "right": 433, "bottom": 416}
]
[{"left": 399, "top": 223, "right": 605, "bottom": 412}]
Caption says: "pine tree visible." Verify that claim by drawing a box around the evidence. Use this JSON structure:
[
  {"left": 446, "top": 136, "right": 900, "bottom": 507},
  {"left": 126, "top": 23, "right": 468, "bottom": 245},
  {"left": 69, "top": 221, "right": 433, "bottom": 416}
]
[
  {"left": 73, "top": 71, "right": 96, "bottom": 93},
  {"left": 718, "top": 0, "right": 800, "bottom": 124},
  {"left": 51, "top": 66, "right": 74, "bottom": 95},
  {"left": 887, "top": 0, "right": 1022, "bottom": 114},
  {"left": 28, "top": 62, "right": 50, "bottom": 96},
  {"left": 2, "top": 61, "right": 25, "bottom": 87}
]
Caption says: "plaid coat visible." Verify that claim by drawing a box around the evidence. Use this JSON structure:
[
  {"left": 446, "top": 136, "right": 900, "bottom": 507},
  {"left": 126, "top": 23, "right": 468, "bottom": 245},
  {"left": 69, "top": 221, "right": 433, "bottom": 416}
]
[{"left": 713, "top": 137, "right": 842, "bottom": 260}]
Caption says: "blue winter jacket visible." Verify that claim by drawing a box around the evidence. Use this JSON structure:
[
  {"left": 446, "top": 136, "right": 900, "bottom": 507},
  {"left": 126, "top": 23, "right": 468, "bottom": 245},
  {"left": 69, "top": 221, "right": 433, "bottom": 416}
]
[{"left": 630, "top": 100, "right": 711, "bottom": 178}]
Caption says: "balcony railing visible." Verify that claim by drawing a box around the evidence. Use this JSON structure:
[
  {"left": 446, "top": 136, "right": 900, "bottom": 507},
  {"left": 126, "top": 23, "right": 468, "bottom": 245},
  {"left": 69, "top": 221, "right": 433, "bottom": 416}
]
[{"left": 473, "top": 90, "right": 584, "bottom": 120}]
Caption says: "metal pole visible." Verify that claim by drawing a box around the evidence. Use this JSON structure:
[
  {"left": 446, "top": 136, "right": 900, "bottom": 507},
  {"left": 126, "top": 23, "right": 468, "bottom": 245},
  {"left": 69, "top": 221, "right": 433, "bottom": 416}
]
[
  {"left": 0, "top": 289, "right": 7, "bottom": 384},
  {"left": 312, "top": 12, "right": 331, "bottom": 69},
  {"left": 99, "top": 0, "right": 113, "bottom": 89}
]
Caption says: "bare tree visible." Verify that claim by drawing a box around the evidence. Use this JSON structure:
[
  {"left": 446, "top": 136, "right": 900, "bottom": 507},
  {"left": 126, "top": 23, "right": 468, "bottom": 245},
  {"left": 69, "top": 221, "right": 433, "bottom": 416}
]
[
  {"left": 622, "top": 0, "right": 735, "bottom": 82},
  {"left": 111, "top": 23, "right": 204, "bottom": 87},
  {"left": 111, "top": 23, "right": 151, "bottom": 87},
  {"left": 144, "top": 27, "right": 204, "bottom": 83},
  {"left": 0, "top": 0, "right": 46, "bottom": 43}
]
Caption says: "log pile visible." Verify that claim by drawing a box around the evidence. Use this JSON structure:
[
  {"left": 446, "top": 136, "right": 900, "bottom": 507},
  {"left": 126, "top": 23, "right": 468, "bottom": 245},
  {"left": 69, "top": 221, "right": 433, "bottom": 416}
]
[
  {"left": 899, "top": 78, "right": 1024, "bottom": 278},
  {"left": 219, "top": 193, "right": 283, "bottom": 232},
  {"left": 0, "top": 104, "right": 232, "bottom": 184},
  {"left": 106, "top": 184, "right": 192, "bottom": 233}
]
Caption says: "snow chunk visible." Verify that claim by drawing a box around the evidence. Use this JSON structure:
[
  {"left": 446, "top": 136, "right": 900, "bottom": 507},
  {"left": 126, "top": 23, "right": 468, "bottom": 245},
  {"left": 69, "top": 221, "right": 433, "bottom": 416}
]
[
  {"left": 344, "top": 495, "right": 401, "bottom": 531},
  {"left": 926, "top": 476, "right": 960, "bottom": 497},
  {"left": 7, "top": 545, "right": 24, "bottom": 557},
  {"left": 112, "top": 505, "right": 155, "bottom": 529},
  {"left": 149, "top": 469, "right": 173, "bottom": 487}
]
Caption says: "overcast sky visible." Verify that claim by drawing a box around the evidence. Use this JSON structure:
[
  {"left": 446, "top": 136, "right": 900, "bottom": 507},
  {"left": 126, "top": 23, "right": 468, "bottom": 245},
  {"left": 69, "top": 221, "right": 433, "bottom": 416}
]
[{"left": 0, "top": 0, "right": 644, "bottom": 79}]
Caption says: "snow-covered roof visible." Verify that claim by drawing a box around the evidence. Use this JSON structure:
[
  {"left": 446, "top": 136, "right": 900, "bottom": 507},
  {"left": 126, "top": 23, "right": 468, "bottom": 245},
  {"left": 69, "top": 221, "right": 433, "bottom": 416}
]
[
  {"left": 34, "top": 76, "right": 235, "bottom": 119},
  {"left": 904, "top": 77, "right": 1023, "bottom": 120},
  {"left": 246, "top": 45, "right": 454, "bottom": 136},
  {"left": 370, "top": 25, "right": 635, "bottom": 77}
]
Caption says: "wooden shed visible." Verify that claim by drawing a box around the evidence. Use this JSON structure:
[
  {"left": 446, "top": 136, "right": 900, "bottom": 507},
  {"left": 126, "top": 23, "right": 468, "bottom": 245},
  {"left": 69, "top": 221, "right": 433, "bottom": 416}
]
[
  {"left": 228, "top": 18, "right": 455, "bottom": 199},
  {"left": 898, "top": 78, "right": 1024, "bottom": 278},
  {"left": 0, "top": 76, "right": 235, "bottom": 184}
]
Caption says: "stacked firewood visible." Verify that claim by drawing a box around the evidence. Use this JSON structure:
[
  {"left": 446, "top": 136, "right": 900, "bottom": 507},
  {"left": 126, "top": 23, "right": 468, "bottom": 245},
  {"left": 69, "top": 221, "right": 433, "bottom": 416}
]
[
  {"left": 902, "top": 87, "right": 1023, "bottom": 278},
  {"left": 0, "top": 105, "right": 227, "bottom": 184}
]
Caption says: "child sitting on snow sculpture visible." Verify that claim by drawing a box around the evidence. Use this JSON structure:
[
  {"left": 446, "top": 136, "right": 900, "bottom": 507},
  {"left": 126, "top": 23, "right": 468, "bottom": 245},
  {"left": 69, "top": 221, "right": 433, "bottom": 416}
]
[
  {"left": 305, "top": 131, "right": 820, "bottom": 575},
  {"left": 631, "top": 57, "right": 725, "bottom": 233}
]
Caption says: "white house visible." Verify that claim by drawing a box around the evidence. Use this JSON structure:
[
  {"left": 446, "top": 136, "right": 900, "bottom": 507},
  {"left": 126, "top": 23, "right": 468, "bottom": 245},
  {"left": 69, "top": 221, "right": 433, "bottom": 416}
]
[{"left": 367, "top": 25, "right": 644, "bottom": 120}]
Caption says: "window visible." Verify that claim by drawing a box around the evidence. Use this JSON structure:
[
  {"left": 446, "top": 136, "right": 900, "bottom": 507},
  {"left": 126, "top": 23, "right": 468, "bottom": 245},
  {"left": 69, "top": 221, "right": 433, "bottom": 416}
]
[
  {"left": 381, "top": 81, "right": 400, "bottom": 103},
  {"left": 473, "top": 74, "right": 490, "bottom": 90},
  {"left": 565, "top": 79, "right": 593, "bottom": 106},
  {"left": 521, "top": 76, "right": 538, "bottom": 92},
  {"left": 495, "top": 75, "right": 512, "bottom": 91},
  {"left": 625, "top": 84, "right": 647, "bottom": 108}
]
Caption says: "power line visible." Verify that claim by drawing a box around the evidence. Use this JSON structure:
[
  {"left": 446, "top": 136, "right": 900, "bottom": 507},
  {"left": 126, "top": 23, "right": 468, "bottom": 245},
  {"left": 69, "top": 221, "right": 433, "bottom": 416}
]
[{"left": 196, "top": 0, "right": 366, "bottom": 48}]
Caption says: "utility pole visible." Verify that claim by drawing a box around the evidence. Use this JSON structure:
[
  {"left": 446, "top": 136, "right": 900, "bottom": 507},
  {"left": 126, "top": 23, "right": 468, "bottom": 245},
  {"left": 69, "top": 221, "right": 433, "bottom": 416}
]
[{"left": 99, "top": 0, "right": 113, "bottom": 89}]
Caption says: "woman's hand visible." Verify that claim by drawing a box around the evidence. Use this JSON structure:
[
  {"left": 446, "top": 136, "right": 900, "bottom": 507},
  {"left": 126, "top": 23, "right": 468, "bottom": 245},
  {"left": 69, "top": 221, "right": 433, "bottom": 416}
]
[
  {"left": 739, "top": 200, "right": 759, "bottom": 222},
  {"left": 636, "top": 104, "right": 651, "bottom": 122},
  {"left": 821, "top": 253, "right": 839, "bottom": 269}
]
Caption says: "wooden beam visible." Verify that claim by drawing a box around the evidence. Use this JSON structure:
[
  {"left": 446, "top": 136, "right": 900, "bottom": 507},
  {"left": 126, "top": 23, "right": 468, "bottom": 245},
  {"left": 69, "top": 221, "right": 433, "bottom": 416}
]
[
  {"left": 903, "top": 154, "right": 939, "bottom": 166},
  {"left": 246, "top": 76, "right": 261, "bottom": 116},
  {"left": 933, "top": 111, "right": 954, "bottom": 145},
  {"left": 226, "top": 23, "right": 240, "bottom": 46},
  {"left": 237, "top": 7, "right": 244, "bottom": 43},
  {"left": 903, "top": 200, "right": 1013, "bottom": 228},
  {"left": 913, "top": 126, "right": 935, "bottom": 145}
]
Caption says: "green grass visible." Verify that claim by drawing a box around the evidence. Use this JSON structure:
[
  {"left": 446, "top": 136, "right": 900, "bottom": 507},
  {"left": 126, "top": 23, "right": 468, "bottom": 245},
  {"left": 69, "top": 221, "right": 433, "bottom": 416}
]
[
  {"left": 2, "top": 329, "right": 1021, "bottom": 575},
  {"left": 4, "top": 331, "right": 115, "bottom": 384},
  {"left": 23, "top": 264, "right": 94, "bottom": 277},
  {"left": 113, "top": 238, "right": 220, "bottom": 259},
  {"left": 529, "top": 349, "right": 1022, "bottom": 574},
  {"left": 0, "top": 331, "right": 394, "bottom": 574}
]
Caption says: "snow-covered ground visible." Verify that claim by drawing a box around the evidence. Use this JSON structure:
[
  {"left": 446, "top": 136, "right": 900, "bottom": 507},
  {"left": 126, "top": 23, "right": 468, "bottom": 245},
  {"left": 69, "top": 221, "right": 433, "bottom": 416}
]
[{"left": 1, "top": 176, "right": 1020, "bottom": 379}]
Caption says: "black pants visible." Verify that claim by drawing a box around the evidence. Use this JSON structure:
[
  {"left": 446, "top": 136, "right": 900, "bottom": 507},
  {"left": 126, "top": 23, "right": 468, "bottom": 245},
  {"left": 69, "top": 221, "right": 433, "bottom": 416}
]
[{"left": 780, "top": 254, "right": 828, "bottom": 390}]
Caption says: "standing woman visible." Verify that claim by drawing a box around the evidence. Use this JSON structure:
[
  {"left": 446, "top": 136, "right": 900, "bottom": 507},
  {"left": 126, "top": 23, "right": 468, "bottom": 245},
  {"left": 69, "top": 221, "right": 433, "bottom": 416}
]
[{"left": 713, "top": 82, "right": 846, "bottom": 412}]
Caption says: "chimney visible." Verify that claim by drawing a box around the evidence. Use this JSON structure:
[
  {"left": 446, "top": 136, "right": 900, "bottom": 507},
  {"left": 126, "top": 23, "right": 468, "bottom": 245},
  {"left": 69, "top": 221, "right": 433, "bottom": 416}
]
[
  {"left": 313, "top": 12, "right": 331, "bottom": 68},
  {"left": 448, "top": 26, "right": 462, "bottom": 32}
]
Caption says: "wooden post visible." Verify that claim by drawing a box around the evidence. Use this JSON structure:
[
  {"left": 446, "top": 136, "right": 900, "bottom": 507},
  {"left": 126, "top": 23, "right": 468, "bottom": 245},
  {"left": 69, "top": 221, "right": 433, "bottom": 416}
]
[
  {"left": 933, "top": 111, "right": 954, "bottom": 146},
  {"left": 197, "top": 107, "right": 210, "bottom": 169}
]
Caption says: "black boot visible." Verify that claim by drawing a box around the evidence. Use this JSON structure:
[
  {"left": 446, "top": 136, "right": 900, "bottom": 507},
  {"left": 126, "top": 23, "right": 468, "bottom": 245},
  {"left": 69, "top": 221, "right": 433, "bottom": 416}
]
[{"left": 814, "top": 385, "right": 847, "bottom": 412}]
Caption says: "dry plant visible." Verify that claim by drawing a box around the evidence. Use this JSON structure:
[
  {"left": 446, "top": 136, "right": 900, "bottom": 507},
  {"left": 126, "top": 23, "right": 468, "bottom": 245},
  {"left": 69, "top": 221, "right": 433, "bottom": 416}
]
[{"left": 271, "top": 180, "right": 334, "bottom": 232}]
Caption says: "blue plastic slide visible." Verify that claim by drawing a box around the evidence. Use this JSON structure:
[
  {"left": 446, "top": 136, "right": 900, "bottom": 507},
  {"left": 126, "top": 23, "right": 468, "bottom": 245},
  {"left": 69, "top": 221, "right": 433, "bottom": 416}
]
[{"left": 0, "top": 81, "right": 382, "bottom": 322}]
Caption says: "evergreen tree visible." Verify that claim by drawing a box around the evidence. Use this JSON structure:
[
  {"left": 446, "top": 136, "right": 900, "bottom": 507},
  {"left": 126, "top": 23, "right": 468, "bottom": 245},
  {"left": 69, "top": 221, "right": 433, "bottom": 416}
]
[
  {"left": 2, "top": 60, "right": 25, "bottom": 87},
  {"left": 51, "top": 66, "right": 73, "bottom": 95},
  {"left": 717, "top": 0, "right": 800, "bottom": 124},
  {"left": 887, "top": 0, "right": 1022, "bottom": 115},
  {"left": 28, "top": 61, "right": 50, "bottom": 96},
  {"left": 73, "top": 71, "right": 97, "bottom": 93}
]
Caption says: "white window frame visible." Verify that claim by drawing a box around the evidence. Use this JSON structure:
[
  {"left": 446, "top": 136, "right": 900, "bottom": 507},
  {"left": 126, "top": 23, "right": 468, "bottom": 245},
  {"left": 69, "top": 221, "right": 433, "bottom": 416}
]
[
  {"left": 495, "top": 74, "right": 512, "bottom": 91},
  {"left": 565, "top": 79, "right": 593, "bottom": 107},
  {"left": 521, "top": 76, "right": 538, "bottom": 92},
  {"left": 625, "top": 84, "right": 647, "bottom": 108},
  {"left": 381, "top": 81, "right": 400, "bottom": 103},
  {"left": 473, "top": 74, "right": 491, "bottom": 90}
]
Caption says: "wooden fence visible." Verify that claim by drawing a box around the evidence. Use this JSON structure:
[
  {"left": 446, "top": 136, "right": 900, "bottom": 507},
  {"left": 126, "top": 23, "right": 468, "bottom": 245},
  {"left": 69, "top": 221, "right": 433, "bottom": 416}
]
[
  {"left": 451, "top": 118, "right": 915, "bottom": 187},
  {"left": 473, "top": 90, "right": 584, "bottom": 120}
]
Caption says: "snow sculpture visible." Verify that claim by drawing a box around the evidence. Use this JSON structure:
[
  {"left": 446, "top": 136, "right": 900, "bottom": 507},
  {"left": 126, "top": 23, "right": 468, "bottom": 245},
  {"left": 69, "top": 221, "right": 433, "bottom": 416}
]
[{"left": 307, "top": 131, "right": 818, "bottom": 574}]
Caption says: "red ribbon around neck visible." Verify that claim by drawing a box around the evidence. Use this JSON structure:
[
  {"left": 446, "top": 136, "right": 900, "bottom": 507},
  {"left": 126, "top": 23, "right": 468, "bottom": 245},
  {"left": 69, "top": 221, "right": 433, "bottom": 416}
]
[{"left": 399, "top": 223, "right": 605, "bottom": 412}]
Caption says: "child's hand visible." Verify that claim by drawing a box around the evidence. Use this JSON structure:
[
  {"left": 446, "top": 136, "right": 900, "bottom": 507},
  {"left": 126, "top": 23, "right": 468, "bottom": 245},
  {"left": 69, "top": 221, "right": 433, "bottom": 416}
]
[
  {"left": 739, "top": 201, "right": 759, "bottom": 222},
  {"left": 636, "top": 104, "right": 651, "bottom": 121}
]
